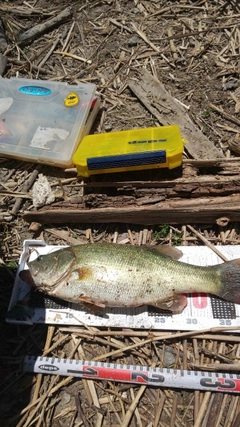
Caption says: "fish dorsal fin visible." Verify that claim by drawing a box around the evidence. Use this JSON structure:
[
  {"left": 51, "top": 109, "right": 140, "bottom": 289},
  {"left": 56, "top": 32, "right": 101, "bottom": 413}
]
[{"left": 144, "top": 245, "right": 183, "bottom": 260}]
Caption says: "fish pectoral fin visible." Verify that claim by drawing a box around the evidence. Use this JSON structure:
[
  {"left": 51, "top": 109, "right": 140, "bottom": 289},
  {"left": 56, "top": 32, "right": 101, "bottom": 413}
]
[
  {"left": 78, "top": 295, "right": 106, "bottom": 314},
  {"left": 153, "top": 294, "right": 187, "bottom": 313},
  {"left": 144, "top": 245, "right": 183, "bottom": 260}
]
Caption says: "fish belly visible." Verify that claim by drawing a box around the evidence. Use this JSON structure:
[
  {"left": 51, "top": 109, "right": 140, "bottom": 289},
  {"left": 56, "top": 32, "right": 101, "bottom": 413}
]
[{"left": 49, "top": 262, "right": 176, "bottom": 308}]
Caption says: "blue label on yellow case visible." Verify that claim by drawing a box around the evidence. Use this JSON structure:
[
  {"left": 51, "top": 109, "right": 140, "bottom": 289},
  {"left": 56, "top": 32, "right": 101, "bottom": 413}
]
[{"left": 19, "top": 85, "right": 51, "bottom": 96}]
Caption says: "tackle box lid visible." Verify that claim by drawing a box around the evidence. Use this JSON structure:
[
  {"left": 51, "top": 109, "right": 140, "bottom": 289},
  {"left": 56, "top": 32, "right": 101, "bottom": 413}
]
[
  {"left": 0, "top": 77, "right": 99, "bottom": 168},
  {"left": 72, "top": 125, "right": 186, "bottom": 177}
]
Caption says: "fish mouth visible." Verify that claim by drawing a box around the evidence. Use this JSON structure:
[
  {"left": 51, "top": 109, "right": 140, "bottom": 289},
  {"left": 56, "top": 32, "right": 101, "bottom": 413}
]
[{"left": 19, "top": 269, "right": 35, "bottom": 285}]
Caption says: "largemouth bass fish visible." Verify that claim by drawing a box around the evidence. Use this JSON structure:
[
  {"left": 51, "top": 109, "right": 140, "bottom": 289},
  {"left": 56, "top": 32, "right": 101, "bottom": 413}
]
[{"left": 19, "top": 243, "right": 240, "bottom": 313}]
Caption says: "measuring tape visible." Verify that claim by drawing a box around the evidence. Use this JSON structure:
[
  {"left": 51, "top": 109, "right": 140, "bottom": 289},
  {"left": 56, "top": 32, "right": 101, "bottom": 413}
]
[{"left": 24, "top": 355, "right": 240, "bottom": 393}]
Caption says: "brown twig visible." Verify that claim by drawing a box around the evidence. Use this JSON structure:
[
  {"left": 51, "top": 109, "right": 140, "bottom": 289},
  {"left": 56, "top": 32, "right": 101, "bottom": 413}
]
[
  {"left": 75, "top": 394, "right": 90, "bottom": 427},
  {"left": 11, "top": 165, "right": 42, "bottom": 216},
  {"left": 209, "top": 102, "right": 240, "bottom": 127},
  {"left": 18, "top": 7, "right": 72, "bottom": 44}
]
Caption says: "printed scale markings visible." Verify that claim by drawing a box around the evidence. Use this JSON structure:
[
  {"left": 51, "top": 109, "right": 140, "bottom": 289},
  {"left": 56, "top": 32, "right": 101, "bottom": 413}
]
[{"left": 24, "top": 355, "right": 240, "bottom": 393}]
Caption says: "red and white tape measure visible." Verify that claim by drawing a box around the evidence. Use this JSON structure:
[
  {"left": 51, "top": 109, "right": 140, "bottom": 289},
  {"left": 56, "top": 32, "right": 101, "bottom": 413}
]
[{"left": 24, "top": 355, "right": 240, "bottom": 393}]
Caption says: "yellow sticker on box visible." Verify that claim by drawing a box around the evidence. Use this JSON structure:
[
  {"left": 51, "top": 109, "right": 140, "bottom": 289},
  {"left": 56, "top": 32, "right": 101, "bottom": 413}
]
[{"left": 64, "top": 92, "right": 79, "bottom": 107}]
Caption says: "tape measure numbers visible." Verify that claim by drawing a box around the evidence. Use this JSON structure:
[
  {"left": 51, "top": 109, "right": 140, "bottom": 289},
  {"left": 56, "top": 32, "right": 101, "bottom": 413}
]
[{"left": 23, "top": 356, "right": 240, "bottom": 393}]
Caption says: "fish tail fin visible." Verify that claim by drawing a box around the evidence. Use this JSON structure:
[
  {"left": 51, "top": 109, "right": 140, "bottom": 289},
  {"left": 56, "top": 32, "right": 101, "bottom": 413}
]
[{"left": 217, "top": 258, "right": 240, "bottom": 304}]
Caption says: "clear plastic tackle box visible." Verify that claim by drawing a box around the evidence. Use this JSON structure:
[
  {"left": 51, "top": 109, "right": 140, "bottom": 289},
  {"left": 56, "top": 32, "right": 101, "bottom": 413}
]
[{"left": 0, "top": 77, "right": 99, "bottom": 168}]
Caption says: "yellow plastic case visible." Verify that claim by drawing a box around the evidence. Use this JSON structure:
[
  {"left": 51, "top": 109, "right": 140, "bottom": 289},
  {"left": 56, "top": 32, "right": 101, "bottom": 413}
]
[{"left": 72, "top": 125, "right": 186, "bottom": 177}]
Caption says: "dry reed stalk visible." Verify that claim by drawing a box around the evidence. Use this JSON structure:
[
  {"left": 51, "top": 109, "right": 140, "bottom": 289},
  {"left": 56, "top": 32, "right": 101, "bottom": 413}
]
[
  {"left": 187, "top": 225, "right": 229, "bottom": 262},
  {"left": 202, "top": 393, "right": 215, "bottom": 426},
  {"left": 181, "top": 394, "right": 195, "bottom": 425},
  {"left": 16, "top": 326, "right": 56, "bottom": 426},
  {"left": 42, "top": 326, "right": 56, "bottom": 355},
  {"left": 106, "top": 394, "right": 123, "bottom": 425},
  {"left": 37, "top": 37, "right": 60, "bottom": 70},
  {"left": 16, "top": 376, "right": 73, "bottom": 421},
  {"left": 162, "top": 402, "right": 182, "bottom": 427},
  {"left": 209, "top": 103, "right": 240, "bottom": 127},
  {"left": 76, "top": 341, "right": 94, "bottom": 407},
  {"left": 42, "top": 334, "right": 70, "bottom": 356},
  {"left": 87, "top": 381, "right": 103, "bottom": 427},
  {"left": 169, "top": 393, "right": 179, "bottom": 427},
  {"left": 92, "top": 327, "right": 240, "bottom": 362},
  {"left": 121, "top": 385, "right": 146, "bottom": 427},
  {"left": 193, "top": 335, "right": 240, "bottom": 342},
  {"left": 223, "top": 395, "right": 239, "bottom": 427},
  {"left": 198, "top": 362, "right": 240, "bottom": 371},
  {"left": 232, "top": 410, "right": 240, "bottom": 427},
  {"left": 183, "top": 339, "right": 188, "bottom": 370},
  {"left": 130, "top": 387, "right": 143, "bottom": 427},
  {"left": 152, "top": 390, "right": 165, "bottom": 427},
  {"left": 193, "top": 392, "right": 212, "bottom": 427},
  {"left": 193, "top": 337, "right": 200, "bottom": 423},
  {"left": 22, "top": 375, "right": 58, "bottom": 427},
  {"left": 59, "top": 327, "right": 240, "bottom": 343},
  {"left": 31, "top": 328, "right": 54, "bottom": 405},
  {"left": 54, "top": 50, "right": 92, "bottom": 64}
]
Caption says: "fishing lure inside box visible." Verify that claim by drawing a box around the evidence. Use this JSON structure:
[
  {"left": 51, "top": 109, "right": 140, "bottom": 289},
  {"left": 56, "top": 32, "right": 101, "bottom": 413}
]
[
  {"left": 6, "top": 240, "right": 240, "bottom": 331},
  {"left": 0, "top": 77, "right": 99, "bottom": 168},
  {"left": 72, "top": 125, "right": 186, "bottom": 177}
]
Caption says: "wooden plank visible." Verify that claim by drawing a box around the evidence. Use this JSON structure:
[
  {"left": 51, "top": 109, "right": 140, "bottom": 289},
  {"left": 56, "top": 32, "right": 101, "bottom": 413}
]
[
  {"left": 23, "top": 194, "right": 240, "bottom": 225},
  {"left": 128, "top": 68, "right": 223, "bottom": 159},
  {"left": 80, "top": 157, "right": 240, "bottom": 189},
  {"left": 23, "top": 157, "right": 240, "bottom": 225}
]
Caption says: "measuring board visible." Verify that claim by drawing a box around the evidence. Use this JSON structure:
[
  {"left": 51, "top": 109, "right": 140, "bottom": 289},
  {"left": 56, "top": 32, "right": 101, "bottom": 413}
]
[
  {"left": 6, "top": 240, "right": 240, "bottom": 330},
  {"left": 24, "top": 355, "right": 240, "bottom": 393}
]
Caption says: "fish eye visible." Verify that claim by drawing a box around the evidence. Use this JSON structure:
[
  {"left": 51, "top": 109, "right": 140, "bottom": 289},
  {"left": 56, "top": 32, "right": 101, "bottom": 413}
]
[{"left": 36, "top": 255, "right": 44, "bottom": 262}]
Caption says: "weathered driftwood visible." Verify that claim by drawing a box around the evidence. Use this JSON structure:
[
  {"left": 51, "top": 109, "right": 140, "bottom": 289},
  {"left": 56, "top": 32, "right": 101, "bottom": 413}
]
[
  {"left": 23, "top": 158, "right": 240, "bottom": 225},
  {"left": 128, "top": 69, "right": 223, "bottom": 160},
  {"left": 18, "top": 7, "right": 72, "bottom": 44}
]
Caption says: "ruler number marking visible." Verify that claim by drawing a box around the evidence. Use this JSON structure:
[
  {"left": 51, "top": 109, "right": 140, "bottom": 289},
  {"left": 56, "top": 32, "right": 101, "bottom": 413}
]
[{"left": 24, "top": 356, "right": 240, "bottom": 393}]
